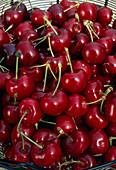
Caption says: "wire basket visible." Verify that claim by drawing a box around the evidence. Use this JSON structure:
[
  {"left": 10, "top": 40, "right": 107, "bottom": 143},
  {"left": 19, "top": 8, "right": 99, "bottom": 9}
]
[{"left": 0, "top": 0, "right": 116, "bottom": 169}]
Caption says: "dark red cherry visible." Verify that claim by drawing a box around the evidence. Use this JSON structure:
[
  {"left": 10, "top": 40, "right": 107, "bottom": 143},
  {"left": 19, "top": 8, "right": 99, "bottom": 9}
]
[
  {"left": 55, "top": 115, "right": 76, "bottom": 135},
  {"left": 85, "top": 105, "right": 108, "bottom": 129},
  {"left": 0, "top": 71, "right": 14, "bottom": 90},
  {"left": 48, "top": 4, "right": 67, "bottom": 26},
  {"left": 113, "top": 19, "right": 116, "bottom": 29},
  {"left": 45, "top": 26, "right": 59, "bottom": 36},
  {"left": 82, "top": 42, "right": 106, "bottom": 64},
  {"left": 64, "top": 94, "right": 89, "bottom": 118},
  {"left": 3, "top": 105, "right": 19, "bottom": 124},
  {"left": 105, "top": 146, "right": 116, "bottom": 168},
  {"left": 62, "top": 129, "right": 89, "bottom": 157},
  {"left": 11, "top": 1, "right": 27, "bottom": 17},
  {"left": 40, "top": 90, "right": 67, "bottom": 116},
  {"left": 11, "top": 140, "right": 32, "bottom": 163},
  {"left": 72, "top": 152, "right": 97, "bottom": 170},
  {"left": 2, "top": 92, "right": 14, "bottom": 107},
  {"left": 19, "top": 98, "right": 42, "bottom": 125},
  {"left": 97, "top": 7, "right": 113, "bottom": 26},
  {"left": 77, "top": 2, "right": 97, "bottom": 21},
  {"left": 0, "top": 119, "right": 11, "bottom": 143},
  {"left": 90, "top": 64, "right": 100, "bottom": 77},
  {"left": 19, "top": 30, "right": 39, "bottom": 42},
  {"left": 0, "top": 29, "right": 9, "bottom": 48},
  {"left": 6, "top": 75, "right": 35, "bottom": 100},
  {"left": 11, "top": 123, "right": 35, "bottom": 144},
  {"left": 31, "top": 91, "right": 47, "bottom": 102},
  {"left": 88, "top": 129, "right": 109, "bottom": 156},
  {"left": 61, "top": 69, "right": 87, "bottom": 93},
  {"left": 106, "top": 122, "right": 116, "bottom": 137}
]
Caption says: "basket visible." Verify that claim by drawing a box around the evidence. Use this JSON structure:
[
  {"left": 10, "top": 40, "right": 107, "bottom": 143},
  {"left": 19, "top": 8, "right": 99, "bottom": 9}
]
[{"left": 0, "top": 0, "right": 116, "bottom": 169}]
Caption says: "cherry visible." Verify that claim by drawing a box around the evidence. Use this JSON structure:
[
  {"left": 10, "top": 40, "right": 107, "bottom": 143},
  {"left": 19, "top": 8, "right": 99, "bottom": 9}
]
[
  {"left": 3, "top": 104, "right": 19, "bottom": 124},
  {"left": 90, "top": 64, "right": 100, "bottom": 77},
  {"left": 106, "top": 122, "right": 116, "bottom": 137},
  {"left": 11, "top": 122, "right": 35, "bottom": 144},
  {"left": 33, "top": 128, "right": 60, "bottom": 145},
  {"left": 113, "top": 19, "right": 116, "bottom": 29},
  {"left": 82, "top": 42, "right": 106, "bottom": 64},
  {"left": 61, "top": 69, "right": 87, "bottom": 93},
  {"left": 88, "top": 129, "right": 109, "bottom": 156},
  {"left": 2, "top": 92, "right": 15, "bottom": 107},
  {"left": 72, "top": 60, "right": 92, "bottom": 80},
  {"left": 19, "top": 30, "right": 39, "bottom": 42},
  {"left": 35, "top": 82, "right": 49, "bottom": 92},
  {"left": 72, "top": 152, "right": 97, "bottom": 170},
  {"left": 105, "top": 96, "right": 116, "bottom": 122},
  {"left": 45, "top": 26, "right": 59, "bottom": 36},
  {"left": 6, "top": 75, "right": 35, "bottom": 100},
  {"left": 77, "top": 2, "right": 97, "bottom": 21},
  {"left": 11, "top": 1, "right": 27, "bottom": 17},
  {"left": 20, "top": 65, "right": 43, "bottom": 83},
  {"left": 97, "top": 7, "right": 113, "bottom": 26},
  {"left": 105, "top": 146, "right": 116, "bottom": 168},
  {"left": 0, "top": 71, "right": 14, "bottom": 90},
  {"left": 55, "top": 115, "right": 76, "bottom": 135},
  {"left": 31, "top": 9, "right": 52, "bottom": 26},
  {"left": 31, "top": 91, "right": 47, "bottom": 102},
  {"left": 70, "top": 33, "right": 90, "bottom": 56},
  {"left": 0, "top": 119, "right": 11, "bottom": 143},
  {"left": 15, "top": 40, "right": 39, "bottom": 66},
  {"left": 62, "top": 18, "right": 84, "bottom": 38},
  {"left": 0, "top": 29, "right": 9, "bottom": 48},
  {"left": 48, "top": 4, "right": 67, "bottom": 26},
  {"left": 11, "top": 140, "right": 32, "bottom": 163},
  {"left": 19, "top": 98, "right": 42, "bottom": 125},
  {"left": 4, "top": 9, "right": 23, "bottom": 26},
  {"left": 64, "top": 94, "right": 89, "bottom": 118},
  {"left": 62, "top": 129, "right": 89, "bottom": 157},
  {"left": 85, "top": 105, "right": 108, "bottom": 129},
  {"left": 50, "top": 28, "right": 71, "bottom": 53},
  {"left": 40, "top": 90, "right": 68, "bottom": 116},
  {"left": 31, "top": 142, "right": 61, "bottom": 167}
]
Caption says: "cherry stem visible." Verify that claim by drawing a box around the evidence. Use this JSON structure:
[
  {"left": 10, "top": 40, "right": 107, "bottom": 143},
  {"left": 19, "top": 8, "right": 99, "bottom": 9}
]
[
  {"left": 75, "top": 13, "right": 80, "bottom": 29},
  {"left": 1, "top": 0, "right": 11, "bottom": 17},
  {"left": 82, "top": 98, "right": 103, "bottom": 105},
  {"left": 52, "top": 61, "right": 62, "bottom": 96},
  {"left": 57, "top": 127, "right": 74, "bottom": 142},
  {"left": 48, "top": 65, "right": 57, "bottom": 81},
  {"left": 85, "top": 23, "right": 93, "bottom": 42},
  {"left": 15, "top": 0, "right": 24, "bottom": 11},
  {"left": 43, "top": 15, "right": 58, "bottom": 35},
  {"left": 0, "top": 65, "right": 10, "bottom": 72},
  {"left": 48, "top": 34, "right": 55, "bottom": 58},
  {"left": 48, "top": 134, "right": 61, "bottom": 142},
  {"left": 35, "top": 123, "right": 38, "bottom": 131},
  {"left": 72, "top": 117, "right": 78, "bottom": 130},
  {"left": 104, "top": 84, "right": 114, "bottom": 88},
  {"left": 17, "top": 110, "right": 29, "bottom": 130},
  {"left": 30, "top": 63, "right": 47, "bottom": 69},
  {"left": 15, "top": 51, "right": 21, "bottom": 81},
  {"left": 5, "top": 24, "right": 13, "bottom": 32},
  {"left": 63, "top": 3, "right": 80, "bottom": 12},
  {"left": 65, "top": 47, "right": 73, "bottom": 73},
  {"left": 0, "top": 57, "right": 5, "bottom": 64},
  {"left": 32, "top": 36, "right": 47, "bottom": 42},
  {"left": 109, "top": 137, "right": 116, "bottom": 146},
  {"left": 21, "top": 133, "right": 25, "bottom": 151},
  {"left": 28, "top": 0, "right": 34, "bottom": 12},
  {"left": 34, "top": 24, "right": 47, "bottom": 31},
  {"left": 14, "top": 93, "right": 17, "bottom": 105},
  {"left": 56, "top": 160, "right": 83, "bottom": 168},
  {"left": 34, "top": 37, "right": 47, "bottom": 48},
  {"left": 88, "top": 24, "right": 100, "bottom": 40},
  {"left": 43, "top": 64, "right": 49, "bottom": 92},
  {"left": 39, "top": 119, "right": 56, "bottom": 125}
]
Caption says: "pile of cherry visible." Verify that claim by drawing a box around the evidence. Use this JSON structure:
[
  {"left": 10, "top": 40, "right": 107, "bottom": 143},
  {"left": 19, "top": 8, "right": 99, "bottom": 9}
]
[{"left": 0, "top": 0, "right": 116, "bottom": 169}]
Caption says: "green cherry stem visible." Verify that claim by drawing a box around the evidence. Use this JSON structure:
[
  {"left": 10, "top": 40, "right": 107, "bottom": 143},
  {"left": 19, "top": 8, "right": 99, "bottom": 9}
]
[
  {"left": 17, "top": 110, "right": 29, "bottom": 130},
  {"left": 75, "top": 13, "right": 80, "bottom": 29},
  {"left": 15, "top": 52, "right": 20, "bottom": 81},
  {"left": 39, "top": 119, "right": 56, "bottom": 125},
  {"left": 109, "top": 137, "right": 116, "bottom": 146},
  {"left": 28, "top": 0, "right": 34, "bottom": 12},
  {"left": 34, "top": 24, "right": 47, "bottom": 31},
  {"left": 0, "top": 57, "right": 5, "bottom": 64},
  {"left": 52, "top": 61, "right": 62, "bottom": 96},
  {"left": 84, "top": 20, "right": 94, "bottom": 42},
  {"left": 88, "top": 24, "right": 100, "bottom": 40},
  {"left": 32, "top": 36, "right": 46, "bottom": 42},
  {"left": 72, "top": 117, "right": 78, "bottom": 130},
  {"left": 63, "top": 3, "right": 80, "bottom": 12},
  {"left": 48, "top": 34, "right": 55, "bottom": 58},
  {"left": 56, "top": 160, "right": 83, "bottom": 168},
  {"left": 21, "top": 133, "right": 25, "bottom": 151},
  {"left": 34, "top": 37, "right": 47, "bottom": 48},
  {"left": 43, "top": 64, "right": 49, "bottom": 92},
  {"left": 14, "top": 93, "right": 18, "bottom": 105},
  {"left": 65, "top": 47, "right": 73, "bottom": 73},
  {"left": 5, "top": 24, "right": 13, "bottom": 32},
  {"left": 30, "top": 63, "right": 47, "bottom": 69},
  {"left": 0, "top": 65, "right": 10, "bottom": 72},
  {"left": 15, "top": 0, "right": 24, "bottom": 11},
  {"left": 48, "top": 65, "right": 57, "bottom": 81}
]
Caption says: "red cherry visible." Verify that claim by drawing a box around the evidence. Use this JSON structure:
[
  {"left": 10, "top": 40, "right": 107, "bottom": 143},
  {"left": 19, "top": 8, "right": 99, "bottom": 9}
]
[
  {"left": 19, "top": 30, "right": 39, "bottom": 42},
  {"left": 11, "top": 1, "right": 27, "bottom": 17},
  {"left": 19, "top": 98, "right": 42, "bottom": 125},
  {"left": 2, "top": 92, "right": 15, "bottom": 107},
  {"left": 105, "top": 146, "right": 116, "bottom": 168},
  {"left": 0, "top": 71, "right": 14, "bottom": 90},
  {"left": 62, "top": 129, "right": 89, "bottom": 157},
  {"left": 88, "top": 129, "right": 109, "bottom": 156},
  {"left": 31, "top": 91, "right": 47, "bottom": 102},
  {"left": 0, "top": 29, "right": 9, "bottom": 48},
  {"left": 113, "top": 19, "right": 116, "bottom": 29},
  {"left": 64, "top": 94, "right": 89, "bottom": 118},
  {"left": 90, "top": 64, "right": 100, "bottom": 77},
  {"left": 0, "top": 119, "right": 11, "bottom": 143},
  {"left": 106, "top": 122, "right": 116, "bottom": 137},
  {"left": 40, "top": 90, "right": 68, "bottom": 116}
]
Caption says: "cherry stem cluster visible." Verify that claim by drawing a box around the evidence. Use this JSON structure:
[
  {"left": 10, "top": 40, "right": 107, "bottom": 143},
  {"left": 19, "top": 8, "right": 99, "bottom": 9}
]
[
  {"left": 56, "top": 159, "right": 83, "bottom": 168},
  {"left": 5, "top": 24, "right": 13, "bottom": 33}
]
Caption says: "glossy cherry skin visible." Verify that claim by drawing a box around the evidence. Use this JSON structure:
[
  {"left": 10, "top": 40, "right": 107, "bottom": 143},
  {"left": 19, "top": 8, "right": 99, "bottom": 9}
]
[
  {"left": 82, "top": 42, "right": 106, "bottom": 64},
  {"left": 88, "top": 129, "right": 109, "bottom": 156},
  {"left": 11, "top": 1, "right": 27, "bottom": 17},
  {"left": 11, "top": 140, "right": 32, "bottom": 163},
  {"left": 0, "top": 119, "right": 11, "bottom": 143},
  {"left": 64, "top": 94, "right": 89, "bottom": 118},
  {"left": 16, "top": 40, "right": 39, "bottom": 66},
  {"left": 105, "top": 146, "right": 116, "bottom": 168},
  {"left": 101, "top": 55, "right": 116, "bottom": 75},
  {"left": 48, "top": 4, "right": 67, "bottom": 26},
  {"left": 6, "top": 75, "right": 35, "bottom": 100},
  {"left": 31, "top": 142, "right": 61, "bottom": 167},
  {"left": 72, "top": 152, "right": 97, "bottom": 170},
  {"left": 90, "top": 64, "right": 100, "bottom": 77},
  {"left": 50, "top": 28, "right": 71, "bottom": 53},
  {"left": 62, "top": 129, "right": 89, "bottom": 157},
  {"left": 31, "top": 9, "right": 52, "bottom": 26},
  {"left": 72, "top": 60, "right": 91, "bottom": 80},
  {"left": 113, "top": 19, "right": 116, "bottom": 29},
  {"left": 83, "top": 79, "right": 104, "bottom": 105},
  {"left": 62, "top": 18, "right": 84, "bottom": 38},
  {"left": 20, "top": 65, "right": 43, "bottom": 83},
  {"left": 85, "top": 105, "right": 108, "bottom": 129},
  {"left": 19, "top": 98, "right": 42, "bottom": 125},
  {"left": 97, "top": 7, "right": 113, "bottom": 26},
  {"left": 106, "top": 122, "right": 116, "bottom": 137},
  {"left": 4, "top": 9, "right": 23, "bottom": 26},
  {"left": 105, "top": 96, "right": 116, "bottom": 122},
  {"left": 3, "top": 105, "right": 19, "bottom": 124},
  {"left": 0, "top": 29, "right": 9, "bottom": 48},
  {"left": 61, "top": 69, "right": 87, "bottom": 93},
  {"left": 15, "top": 21, "right": 34, "bottom": 39},
  {"left": 40, "top": 90, "right": 68, "bottom": 116},
  {"left": 33, "top": 128, "right": 60, "bottom": 145},
  {"left": 55, "top": 115, "right": 76, "bottom": 135},
  {"left": 31, "top": 91, "right": 47, "bottom": 102},
  {"left": 0, "top": 71, "right": 14, "bottom": 90},
  {"left": 19, "top": 30, "right": 39, "bottom": 42},
  {"left": 77, "top": 2, "right": 97, "bottom": 21},
  {"left": 11, "top": 123, "right": 36, "bottom": 144}
]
